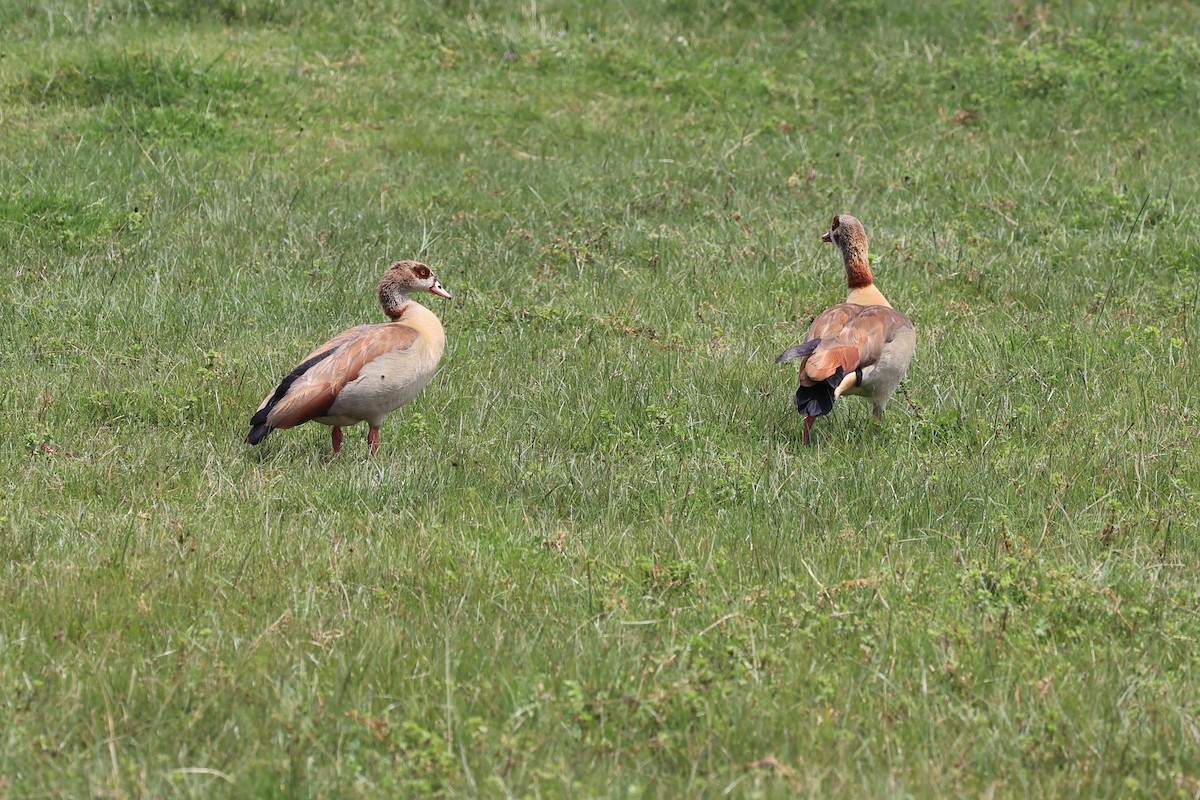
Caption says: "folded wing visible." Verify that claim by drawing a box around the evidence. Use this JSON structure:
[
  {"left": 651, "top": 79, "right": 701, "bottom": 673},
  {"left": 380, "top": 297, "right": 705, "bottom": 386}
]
[{"left": 247, "top": 324, "right": 419, "bottom": 440}]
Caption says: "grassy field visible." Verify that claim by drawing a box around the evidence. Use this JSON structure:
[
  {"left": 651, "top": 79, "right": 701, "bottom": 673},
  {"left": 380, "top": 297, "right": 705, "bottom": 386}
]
[{"left": 2, "top": 0, "right": 1199, "bottom": 796}]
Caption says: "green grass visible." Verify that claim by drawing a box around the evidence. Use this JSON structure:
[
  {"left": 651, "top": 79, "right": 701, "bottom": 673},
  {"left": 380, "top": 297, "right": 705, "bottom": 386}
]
[{"left": 2, "top": 0, "right": 1199, "bottom": 796}]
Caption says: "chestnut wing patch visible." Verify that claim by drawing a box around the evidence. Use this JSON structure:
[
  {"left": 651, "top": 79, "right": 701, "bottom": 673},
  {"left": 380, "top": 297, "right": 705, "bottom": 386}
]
[{"left": 778, "top": 304, "right": 913, "bottom": 385}]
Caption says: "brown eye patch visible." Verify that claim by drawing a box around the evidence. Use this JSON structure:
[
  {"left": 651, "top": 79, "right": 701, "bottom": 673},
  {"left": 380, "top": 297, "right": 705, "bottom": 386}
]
[
  {"left": 413, "top": 265, "right": 431, "bottom": 279},
  {"left": 831, "top": 215, "right": 840, "bottom": 229}
]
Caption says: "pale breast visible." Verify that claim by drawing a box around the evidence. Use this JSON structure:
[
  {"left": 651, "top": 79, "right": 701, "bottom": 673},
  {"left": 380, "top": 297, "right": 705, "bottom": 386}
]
[
  {"left": 318, "top": 347, "right": 436, "bottom": 426},
  {"left": 320, "top": 307, "right": 446, "bottom": 428}
]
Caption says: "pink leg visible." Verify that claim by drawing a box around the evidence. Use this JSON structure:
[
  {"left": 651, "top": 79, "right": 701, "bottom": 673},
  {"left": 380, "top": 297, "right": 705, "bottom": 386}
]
[
  {"left": 803, "top": 415, "right": 815, "bottom": 446},
  {"left": 331, "top": 426, "right": 344, "bottom": 454},
  {"left": 367, "top": 427, "right": 380, "bottom": 455}
]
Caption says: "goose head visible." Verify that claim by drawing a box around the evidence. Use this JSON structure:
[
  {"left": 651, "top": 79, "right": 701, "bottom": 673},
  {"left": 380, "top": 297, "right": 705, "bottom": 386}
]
[
  {"left": 821, "top": 214, "right": 868, "bottom": 252},
  {"left": 379, "top": 260, "right": 452, "bottom": 318}
]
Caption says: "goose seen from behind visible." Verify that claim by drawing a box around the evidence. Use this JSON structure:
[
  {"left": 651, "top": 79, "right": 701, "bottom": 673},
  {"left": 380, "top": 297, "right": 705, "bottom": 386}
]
[{"left": 776, "top": 215, "right": 915, "bottom": 445}]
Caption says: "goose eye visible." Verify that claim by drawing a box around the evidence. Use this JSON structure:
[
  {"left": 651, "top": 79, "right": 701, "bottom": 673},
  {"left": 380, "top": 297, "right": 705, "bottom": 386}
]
[{"left": 414, "top": 265, "right": 430, "bottom": 279}]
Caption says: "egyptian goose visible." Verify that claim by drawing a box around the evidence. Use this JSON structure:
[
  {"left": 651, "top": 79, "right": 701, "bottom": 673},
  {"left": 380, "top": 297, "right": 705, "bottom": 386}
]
[
  {"left": 776, "top": 214, "right": 915, "bottom": 445},
  {"left": 246, "top": 260, "right": 451, "bottom": 455}
]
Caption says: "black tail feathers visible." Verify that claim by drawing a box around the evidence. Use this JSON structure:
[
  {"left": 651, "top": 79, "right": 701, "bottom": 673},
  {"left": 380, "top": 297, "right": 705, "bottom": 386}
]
[
  {"left": 246, "top": 422, "right": 273, "bottom": 445},
  {"left": 793, "top": 367, "right": 843, "bottom": 418}
]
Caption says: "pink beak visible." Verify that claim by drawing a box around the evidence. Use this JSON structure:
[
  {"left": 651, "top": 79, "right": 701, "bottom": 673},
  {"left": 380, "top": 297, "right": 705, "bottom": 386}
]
[
  {"left": 821, "top": 230, "right": 832, "bottom": 243},
  {"left": 430, "top": 281, "right": 452, "bottom": 299}
]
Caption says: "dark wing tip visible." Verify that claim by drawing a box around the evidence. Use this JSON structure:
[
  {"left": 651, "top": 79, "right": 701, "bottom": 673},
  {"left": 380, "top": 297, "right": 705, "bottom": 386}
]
[
  {"left": 246, "top": 347, "right": 339, "bottom": 440},
  {"left": 776, "top": 339, "right": 820, "bottom": 364},
  {"left": 246, "top": 423, "right": 272, "bottom": 445}
]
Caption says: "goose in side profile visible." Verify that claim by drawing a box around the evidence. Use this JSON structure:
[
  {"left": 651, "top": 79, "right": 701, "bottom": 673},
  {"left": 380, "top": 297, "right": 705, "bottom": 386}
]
[
  {"left": 246, "top": 260, "right": 451, "bottom": 455},
  {"left": 776, "top": 215, "right": 915, "bottom": 445}
]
